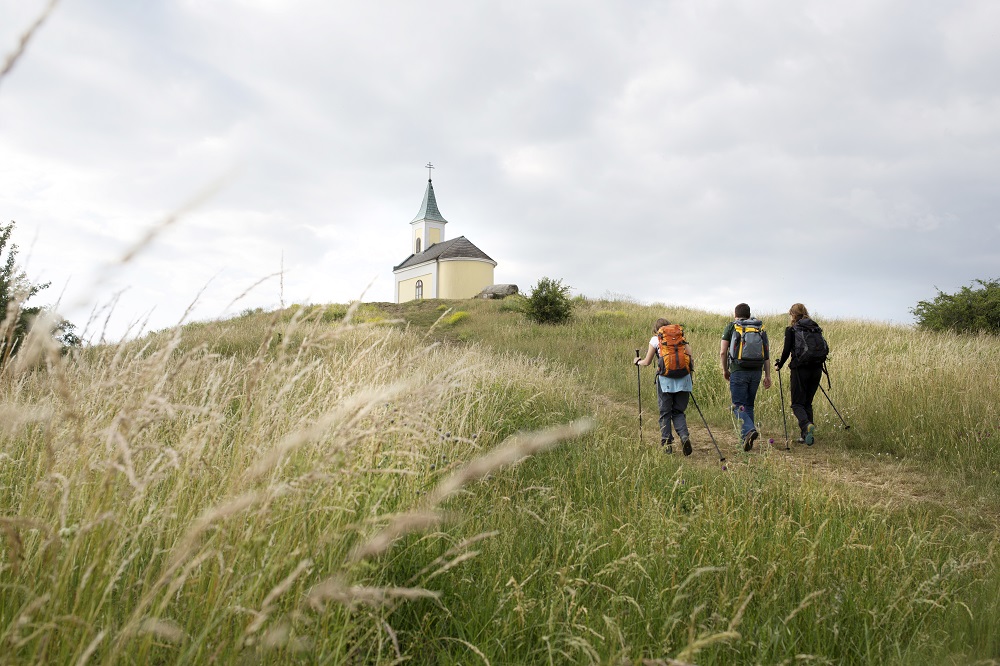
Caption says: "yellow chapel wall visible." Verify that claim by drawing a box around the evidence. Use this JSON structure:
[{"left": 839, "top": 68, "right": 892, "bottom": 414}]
[
  {"left": 398, "top": 273, "right": 434, "bottom": 302},
  {"left": 438, "top": 261, "right": 494, "bottom": 299},
  {"left": 411, "top": 227, "right": 442, "bottom": 253}
]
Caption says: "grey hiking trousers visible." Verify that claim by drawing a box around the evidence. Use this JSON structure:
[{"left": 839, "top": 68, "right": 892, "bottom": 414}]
[{"left": 655, "top": 380, "right": 690, "bottom": 443}]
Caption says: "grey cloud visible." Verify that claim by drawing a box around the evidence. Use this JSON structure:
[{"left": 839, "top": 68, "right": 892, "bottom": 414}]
[{"left": 2, "top": 0, "right": 999, "bottom": 336}]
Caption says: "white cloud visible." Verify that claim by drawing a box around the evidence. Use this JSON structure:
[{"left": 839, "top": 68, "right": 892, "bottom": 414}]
[
  {"left": 836, "top": 189, "right": 957, "bottom": 232},
  {"left": 1, "top": 0, "right": 998, "bottom": 338}
]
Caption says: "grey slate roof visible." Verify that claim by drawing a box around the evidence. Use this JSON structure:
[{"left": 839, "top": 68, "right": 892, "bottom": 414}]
[
  {"left": 393, "top": 236, "right": 496, "bottom": 271},
  {"left": 410, "top": 179, "right": 448, "bottom": 223}
]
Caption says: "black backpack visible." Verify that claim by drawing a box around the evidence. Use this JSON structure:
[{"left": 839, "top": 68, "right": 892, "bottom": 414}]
[{"left": 792, "top": 318, "right": 829, "bottom": 365}]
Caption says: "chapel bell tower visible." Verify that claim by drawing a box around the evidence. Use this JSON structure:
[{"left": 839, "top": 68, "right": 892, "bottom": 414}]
[{"left": 410, "top": 162, "right": 448, "bottom": 254}]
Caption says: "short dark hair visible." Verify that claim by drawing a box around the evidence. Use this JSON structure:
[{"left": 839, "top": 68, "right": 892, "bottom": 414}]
[{"left": 735, "top": 303, "right": 751, "bottom": 319}]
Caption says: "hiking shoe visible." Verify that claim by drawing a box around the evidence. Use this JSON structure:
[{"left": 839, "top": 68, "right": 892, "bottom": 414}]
[
  {"left": 805, "top": 424, "right": 815, "bottom": 446},
  {"left": 796, "top": 437, "right": 805, "bottom": 444},
  {"left": 743, "top": 429, "right": 759, "bottom": 452},
  {"left": 662, "top": 438, "right": 673, "bottom": 454},
  {"left": 681, "top": 435, "right": 692, "bottom": 457}
]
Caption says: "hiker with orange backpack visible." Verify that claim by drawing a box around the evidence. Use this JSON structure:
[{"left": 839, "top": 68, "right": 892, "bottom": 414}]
[{"left": 634, "top": 318, "right": 695, "bottom": 455}]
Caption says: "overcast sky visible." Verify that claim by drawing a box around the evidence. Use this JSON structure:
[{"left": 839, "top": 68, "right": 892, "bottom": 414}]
[{"left": 2, "top": 0, "right": 998, "bottom": 340}]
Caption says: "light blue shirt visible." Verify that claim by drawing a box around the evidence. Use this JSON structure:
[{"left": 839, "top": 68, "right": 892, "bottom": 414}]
[{"left": 658, "top": 373, "right": 693, "bottom": 393}]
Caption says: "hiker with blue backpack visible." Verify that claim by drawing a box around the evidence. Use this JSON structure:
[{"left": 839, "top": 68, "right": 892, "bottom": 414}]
[
  {"left": 720, "top": 303, "right": 772, "bottom": 451},
  {"left": 775, "top": 303, "right": 830, "bottom": 445},
  {"left": 635, "top": 318, "right": 695, "bottom": 455}
]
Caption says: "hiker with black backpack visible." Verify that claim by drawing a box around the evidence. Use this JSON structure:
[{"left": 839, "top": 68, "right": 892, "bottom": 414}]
[
  {"left": 720, "top": 303, "right": 772, "bottom": 451},
  {"left": 775, "top": 303, "right": 829, "bottom": 446},
  {"left": 635, "top": 318, "right": 695, "bottom": 455}
]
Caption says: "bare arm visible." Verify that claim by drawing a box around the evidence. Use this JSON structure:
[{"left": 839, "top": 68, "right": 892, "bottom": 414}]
[
  {"left": 635, "top": 342, "right": 657, "bottom": 366},
  {"left": 719, "top": 339, "right": 730, "bottom": 380}
]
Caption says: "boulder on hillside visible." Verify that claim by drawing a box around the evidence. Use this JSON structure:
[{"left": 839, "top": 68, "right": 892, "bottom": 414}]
[{"left": 475, "top": 284, "right": 519, "bottom": 299}]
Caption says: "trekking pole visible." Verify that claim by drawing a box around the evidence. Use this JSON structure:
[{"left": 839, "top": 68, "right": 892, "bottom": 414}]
[
  {"left": 776, "top": 367, "right": 791, "bottom": 450},
  {"left": 690, "top": 393, "right": 726, "bottom": 469},
  {"left": 818, "top": 385, "right": 851, "bottom": 430},
  {"left": 635, "top": 350, "right": 643, "bottom": 445}
]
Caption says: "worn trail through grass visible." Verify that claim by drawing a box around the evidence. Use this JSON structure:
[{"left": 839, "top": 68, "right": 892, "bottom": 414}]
[
  {"left": 401, "top": 296, "right": 1000, "bottom": 535},
  {"left": 556, "top": 363, "right": 1000, "bottom": 539}
]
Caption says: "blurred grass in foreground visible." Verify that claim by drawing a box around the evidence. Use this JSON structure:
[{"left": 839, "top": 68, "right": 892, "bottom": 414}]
[{"left": 0, "top": 299, "right": 997, "bottom": 664}]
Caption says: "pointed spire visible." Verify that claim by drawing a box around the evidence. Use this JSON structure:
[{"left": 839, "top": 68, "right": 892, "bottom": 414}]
[{"left": 411, "top": 167, "right": 448, "bottom": 224}]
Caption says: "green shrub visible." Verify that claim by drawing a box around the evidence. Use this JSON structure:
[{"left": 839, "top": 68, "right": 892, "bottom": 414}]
[
  {"left": 911, "top": 278, "right": 1000, "bottom": 334},
  {"left": 524, "top": 277, "right": 574, "bottom": 325},
  {"left": 321, "top": 304, "right": 348, "bottom": 322},
  {"left": 446, "top": 311, "right": 469, "bottom": 325}
]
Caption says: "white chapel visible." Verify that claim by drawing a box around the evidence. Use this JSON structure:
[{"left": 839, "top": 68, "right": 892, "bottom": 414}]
[{"left": 393, "top": 167, "right": 497, "bottom": 303}]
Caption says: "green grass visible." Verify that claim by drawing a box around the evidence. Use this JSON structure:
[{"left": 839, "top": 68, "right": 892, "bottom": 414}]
[
  {"left": 1, "top": 298, "right": 998, "bottom": 664},
  {"left": 419, "top": 298, "right": 1000, "bottom": 482}
]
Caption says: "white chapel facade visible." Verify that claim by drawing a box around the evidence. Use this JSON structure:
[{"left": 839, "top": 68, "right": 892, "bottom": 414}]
[{"left": 393, "top": 167, "right": 497, "bottom": 303}]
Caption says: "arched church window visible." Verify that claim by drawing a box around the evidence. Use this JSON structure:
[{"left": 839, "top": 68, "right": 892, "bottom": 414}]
[
  {"left": 415, "top": 280, "right": 423, "bottom": 299},
  {"left": 415, "top": 238, "right": 421, "bottom": 253}
]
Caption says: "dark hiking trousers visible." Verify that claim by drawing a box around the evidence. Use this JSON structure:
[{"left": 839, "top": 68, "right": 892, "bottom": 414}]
[
  {"left": 655, "top": 380, "right": 690, "bottom": 443},
  {"left": 729, "top": 369, "right": 762, "bottom": 439},
  {"left": 790, "top": 363, "right": 823, "bottom": 435}
]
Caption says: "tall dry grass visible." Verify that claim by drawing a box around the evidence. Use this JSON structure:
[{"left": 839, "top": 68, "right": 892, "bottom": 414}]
[
  {"left": 2, "top": 297, "right": 999, "bottom": 664},
  {"left": 363, "top": 297, "right": 1000, "bottom": 664},
  {"left": 0, "top": 306, "right": 590, "bottom": 664}
]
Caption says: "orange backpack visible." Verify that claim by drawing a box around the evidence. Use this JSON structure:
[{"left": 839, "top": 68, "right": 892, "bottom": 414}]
[{"left": 656, "top": 324, "right": 692, "bottom": 379}]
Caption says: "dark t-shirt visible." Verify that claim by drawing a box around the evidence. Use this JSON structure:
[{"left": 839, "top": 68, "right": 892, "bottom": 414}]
[{"left": 722, "top": 319, "right": 770, "bottom": 372}]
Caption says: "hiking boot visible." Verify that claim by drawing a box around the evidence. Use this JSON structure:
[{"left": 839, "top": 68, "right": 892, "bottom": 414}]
[
  {"left": 743, "top": 429, "right": 759, "bottom": 452},
  {"left": 805, "top": 423, "right": 816, "bottom": 446},
  {"left": 662, "top": 438, "right": 673, "bottom": 454},
  {"left": 681, "top": 435, "right": 692, "bottom": 457},
  {"left": 795, "top": 437, "right": 805, "bottom": 444}
]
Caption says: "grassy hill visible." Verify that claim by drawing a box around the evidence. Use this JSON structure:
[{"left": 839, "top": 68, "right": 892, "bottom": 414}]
[{"left": 1, "top": 298, "right": 997, "bottom": 664}]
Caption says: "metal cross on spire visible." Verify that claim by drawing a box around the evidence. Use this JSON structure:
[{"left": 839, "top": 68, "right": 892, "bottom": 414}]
[{"left": 425, "top": 161, "right": 434, "bottom": 181}]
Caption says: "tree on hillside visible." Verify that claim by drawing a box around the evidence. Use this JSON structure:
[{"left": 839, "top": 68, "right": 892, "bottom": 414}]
[
  {"left": 523, "top": 277, "right": 574, "bottom": 325},
  {"left": 911, "top": 278, "right": 1000, "bottom": 334},
  {"left": 1, "top": 220, "right": 79, "bottom": 364}
]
